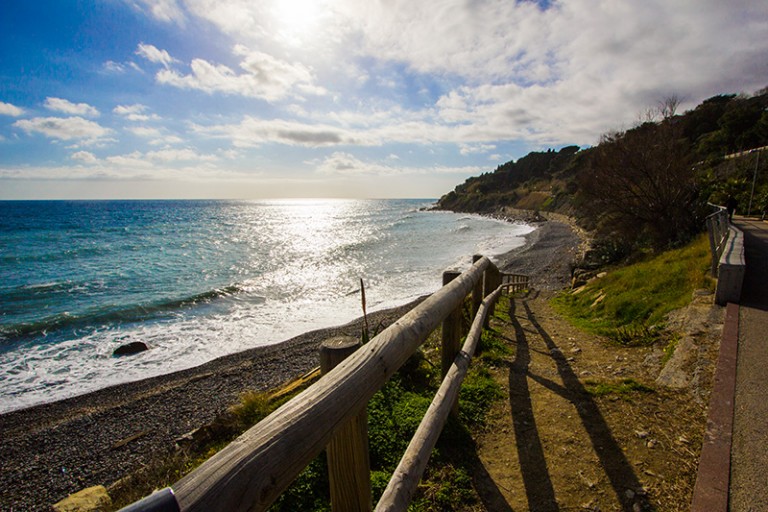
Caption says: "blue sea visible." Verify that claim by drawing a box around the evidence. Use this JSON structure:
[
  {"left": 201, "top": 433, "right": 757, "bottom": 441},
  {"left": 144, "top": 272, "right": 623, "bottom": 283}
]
[{"left": 0, "top": 199, "right": 533, "bottom": 413}]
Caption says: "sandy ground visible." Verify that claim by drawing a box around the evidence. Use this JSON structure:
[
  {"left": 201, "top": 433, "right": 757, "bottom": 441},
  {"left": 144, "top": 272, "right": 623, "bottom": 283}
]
[
  {"left": 473, "top": 291, "right": 714, "bottom": 512},
  {"left": 0, "top": 217, "right": 584, "bottom": 511}
]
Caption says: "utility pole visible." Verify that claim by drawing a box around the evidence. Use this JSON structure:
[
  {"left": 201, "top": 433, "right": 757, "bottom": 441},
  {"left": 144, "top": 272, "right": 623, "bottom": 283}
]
[{"left": 748, "top": 149, "right": 762, "bottom": 216}]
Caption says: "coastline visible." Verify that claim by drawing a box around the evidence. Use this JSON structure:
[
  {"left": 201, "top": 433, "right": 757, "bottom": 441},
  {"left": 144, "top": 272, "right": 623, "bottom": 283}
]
[{"left": 0, "top": 215, "right": 586, "bottom": 510}]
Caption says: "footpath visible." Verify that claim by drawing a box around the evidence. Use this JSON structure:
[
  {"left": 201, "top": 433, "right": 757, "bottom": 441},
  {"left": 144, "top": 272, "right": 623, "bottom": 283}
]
[{"left": 729, "top": 218, "right": 768, "bottom": 512}]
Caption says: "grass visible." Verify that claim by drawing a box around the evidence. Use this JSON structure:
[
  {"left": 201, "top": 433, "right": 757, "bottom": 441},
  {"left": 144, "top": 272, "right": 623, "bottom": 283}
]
[
  {"left": 584, "top": 378, "right": 656, "bottom": 398},
  {"left": 271, "top": 321, "right": 503, "bottom": 511},
  {"left": 552, "top": 233, "right": 714, "bottom": 344}
]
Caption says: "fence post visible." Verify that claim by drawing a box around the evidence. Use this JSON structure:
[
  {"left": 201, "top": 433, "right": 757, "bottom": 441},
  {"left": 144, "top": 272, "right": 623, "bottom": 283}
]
[
  {"left": 484, "top": 264, "right": 501, "bottom": 328},
  {"left": 472, "top": 255, "right": 483, "bottom": 318},
  {"left": 320, "top": 337, "right": 372, "bottom": 512},
  {"left": 441, "top": 270, "right": 462, "bottom": 417}
]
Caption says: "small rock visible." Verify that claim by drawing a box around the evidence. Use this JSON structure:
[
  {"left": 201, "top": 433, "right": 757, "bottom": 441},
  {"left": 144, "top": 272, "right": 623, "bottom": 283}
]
[
  {"left": 571, "top": 347, "right": 582, "bottom": 354},
  {"left": 113, "top": 341, "right": 149, "bottom": 356},
  {"left": 646, "top": 439, "right": 658, "bottom": 449},
  {"left": 625, "top": 488, "right": 636, "bottom": 500},
  {"left": 53, "top": 485, "right": 111, "bottom": 512}
]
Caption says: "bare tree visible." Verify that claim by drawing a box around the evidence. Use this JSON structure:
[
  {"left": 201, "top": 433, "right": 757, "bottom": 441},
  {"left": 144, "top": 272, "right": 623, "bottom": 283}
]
[{"left": 578, "top": 113, "right": 704, "bottom": 249}]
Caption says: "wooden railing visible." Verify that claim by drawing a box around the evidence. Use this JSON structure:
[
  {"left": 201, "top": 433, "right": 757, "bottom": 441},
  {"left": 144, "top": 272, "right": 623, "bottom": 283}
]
[{"left": 119, "top": 256, "right": 523, "bottom": 512}]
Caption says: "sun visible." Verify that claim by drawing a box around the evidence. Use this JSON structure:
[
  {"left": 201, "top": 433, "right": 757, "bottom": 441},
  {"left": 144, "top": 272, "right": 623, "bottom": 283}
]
[{"left": 271, "top": 0, "right": 326, "bottom": 44}]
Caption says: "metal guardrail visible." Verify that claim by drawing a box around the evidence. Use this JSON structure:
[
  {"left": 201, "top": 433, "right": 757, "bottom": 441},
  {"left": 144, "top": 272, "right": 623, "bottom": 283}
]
[{"left": 706, "top": 205, "right": 730, "bottom": 277}]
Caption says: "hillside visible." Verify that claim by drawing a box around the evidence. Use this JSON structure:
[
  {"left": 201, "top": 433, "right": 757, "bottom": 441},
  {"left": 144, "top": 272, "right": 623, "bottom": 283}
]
[{"left": 436, "top": 87, "right": 768, "bottom": 252}]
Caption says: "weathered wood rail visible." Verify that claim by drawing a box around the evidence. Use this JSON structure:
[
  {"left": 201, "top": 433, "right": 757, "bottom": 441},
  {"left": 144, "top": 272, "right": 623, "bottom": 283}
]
[{"left": 119, "top": 257, "right": 526, "bottom": 512}]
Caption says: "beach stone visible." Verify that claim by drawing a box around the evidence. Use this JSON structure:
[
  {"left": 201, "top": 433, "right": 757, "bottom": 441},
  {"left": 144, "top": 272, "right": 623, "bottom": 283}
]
[
  {"left": 53, "top": 485, "right": 111, "bottom": 512},
  {"left": 113, "top": 341, "right": 149, "bottom": 356}
]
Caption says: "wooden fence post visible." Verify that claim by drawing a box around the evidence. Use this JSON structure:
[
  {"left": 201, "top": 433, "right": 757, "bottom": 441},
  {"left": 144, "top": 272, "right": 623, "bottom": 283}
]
[
  {"left": 320, "top": 337, "right": 372, "bottom": 512},
  {"left": 441, "top": 271, "right": 462, "bottom": 417},
  {"left": 472, "top": 255, "right": 483, "bottom": 318},
  {"left": 484, "top": 264, "right": 501, "bottom": 328}
]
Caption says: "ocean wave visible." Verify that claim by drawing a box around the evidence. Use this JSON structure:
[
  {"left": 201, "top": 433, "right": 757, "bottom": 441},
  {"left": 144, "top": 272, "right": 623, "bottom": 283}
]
[{"left": 0, "top": 284, "right": 260, "bottom": 344}]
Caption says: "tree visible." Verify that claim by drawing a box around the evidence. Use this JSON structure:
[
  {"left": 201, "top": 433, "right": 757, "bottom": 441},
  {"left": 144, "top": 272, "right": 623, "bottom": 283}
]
[{"left": 578, "top": 116, "right": 705, "bottom": 250}]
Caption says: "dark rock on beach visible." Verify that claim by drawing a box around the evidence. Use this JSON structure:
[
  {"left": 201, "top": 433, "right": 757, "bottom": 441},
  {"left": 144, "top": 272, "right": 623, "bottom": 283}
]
[{"left": 113, "top": 341, "right": 149, "bottom": 356}]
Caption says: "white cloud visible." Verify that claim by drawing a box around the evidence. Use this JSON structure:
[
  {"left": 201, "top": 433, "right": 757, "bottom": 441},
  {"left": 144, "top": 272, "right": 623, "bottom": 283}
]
[
  {"left": 44, "top": 97, "right": 100, "bottom": 117},
  {"left": 71, "top": 151, "right": 99, "bottom": 164},
  {"left": 0, "top": 101, "right": 25, "bottom": 117},
  {"left": 459, "top": 143, "right": 497, "bottom": 156},
  {"left": 176, "top": 0, "right": 768, "bottom": 147},
  {"left": 102, "top": 60, "right": 127, "bottom": 74},
  {"left": 155, "top": 46, "right": 326, "bottom": 102},
  {"left": 134, "top": 0, "right": 185, "bottom": 24},
  {"left": 114, "top": 104, "right": 161, "bottom": 121},
  {"left": 127, "top": 126, "right": 162, "bottom": 138},
  {"left": 125, "top": 125, "right": 183, "bottom": 146},
  {"left": 316, "top": 151, "right": 482, "bottom": 177},
  {"left": 136, "top": 43, "right": 176, "bottom": 68},
  {"left": 13, "top": 117, "right": 113, "bottom": 144}
]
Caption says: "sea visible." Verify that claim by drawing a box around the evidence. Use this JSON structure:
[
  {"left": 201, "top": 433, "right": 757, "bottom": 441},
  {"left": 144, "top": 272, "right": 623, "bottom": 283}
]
[{"left": 0, "top": 199, "right": 534, "bottom": 414}]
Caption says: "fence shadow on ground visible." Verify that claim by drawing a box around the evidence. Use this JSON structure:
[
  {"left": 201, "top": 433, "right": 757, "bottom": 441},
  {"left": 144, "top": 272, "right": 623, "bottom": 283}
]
[{"left": 502, "top": 293, "right": 649, "bottom": 512}]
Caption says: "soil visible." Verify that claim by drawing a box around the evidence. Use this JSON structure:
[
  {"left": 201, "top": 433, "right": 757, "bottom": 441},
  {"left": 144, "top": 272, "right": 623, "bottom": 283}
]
[{"left": 471, "top": 290, "right": 716, "bottom": 512}]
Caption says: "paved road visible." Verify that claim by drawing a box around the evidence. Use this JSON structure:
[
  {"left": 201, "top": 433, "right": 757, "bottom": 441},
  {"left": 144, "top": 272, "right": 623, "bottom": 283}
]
[{"left": 730, "top": 218, "right": 768, "bottom": 512}]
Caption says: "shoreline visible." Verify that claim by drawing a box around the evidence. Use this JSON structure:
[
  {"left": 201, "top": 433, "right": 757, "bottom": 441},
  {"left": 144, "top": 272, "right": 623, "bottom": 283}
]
[{"left": 0, "top": 215, "right": 586, "bottom": 510}]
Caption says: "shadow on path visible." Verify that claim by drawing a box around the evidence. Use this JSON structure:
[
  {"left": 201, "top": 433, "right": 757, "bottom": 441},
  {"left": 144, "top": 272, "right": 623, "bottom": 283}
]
[
  {"left": 507, "top": 297, "right": 559, "bottom": 511},
  {"left": 736, "top": 219, "right": 768, "bottom": 310},
  {"left": 506, "top": 294, "right": 649, "bottom": 512}
]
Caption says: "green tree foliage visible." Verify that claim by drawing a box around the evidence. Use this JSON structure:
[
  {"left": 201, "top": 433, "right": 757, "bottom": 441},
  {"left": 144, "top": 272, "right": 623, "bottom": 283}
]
[{"left": 435, "top": 145, "right": 580, "bottom": 212}]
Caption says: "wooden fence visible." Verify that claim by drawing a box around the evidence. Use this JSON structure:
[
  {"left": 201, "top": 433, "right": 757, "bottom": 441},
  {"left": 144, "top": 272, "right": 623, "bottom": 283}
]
[{"left": 119, "top": 257, "right": 525, "bottom": 512}]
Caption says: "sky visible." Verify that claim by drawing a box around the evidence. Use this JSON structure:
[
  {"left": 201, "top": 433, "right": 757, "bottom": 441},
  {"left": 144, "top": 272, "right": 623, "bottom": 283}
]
[{"left": 0, "top": 1, "right": 767, "bottom": 200}]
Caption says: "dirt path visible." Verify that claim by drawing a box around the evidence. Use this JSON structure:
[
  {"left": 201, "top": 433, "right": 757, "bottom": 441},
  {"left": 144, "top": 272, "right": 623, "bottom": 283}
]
[{"left": 472, "top": 292, "right": 710, "bottom": 512}]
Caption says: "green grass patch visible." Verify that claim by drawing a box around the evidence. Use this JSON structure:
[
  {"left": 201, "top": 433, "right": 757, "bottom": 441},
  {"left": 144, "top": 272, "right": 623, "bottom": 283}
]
[
  {"left": 585, "top": 378, "right": 655, "bottom": 398},
  {"left": 662, "top": 335, "right": 681, "bottom": 365},
  {"left": 552, "top": 233, "right": 714, "bottom": 344}
]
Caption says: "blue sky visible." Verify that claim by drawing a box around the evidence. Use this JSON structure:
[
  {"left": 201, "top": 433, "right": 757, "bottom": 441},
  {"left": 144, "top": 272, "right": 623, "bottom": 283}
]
[{"left": 1, "top": 0, "right": 767, "bottom": 199}]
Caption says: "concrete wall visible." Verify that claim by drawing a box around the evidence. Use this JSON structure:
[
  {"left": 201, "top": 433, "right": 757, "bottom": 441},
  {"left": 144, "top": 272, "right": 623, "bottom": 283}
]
[{"left": 715, "top": 226, "right": 745, "bottom": 305}]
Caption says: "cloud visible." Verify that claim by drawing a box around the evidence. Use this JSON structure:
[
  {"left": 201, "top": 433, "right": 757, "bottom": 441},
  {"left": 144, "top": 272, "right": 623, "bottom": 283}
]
[
  {"left": 155, "top": 46, "right": 326, "bottom": 102},
  {"left": 196, "top": 116, "right": 372, "bottom": 147},
  {"left": 134, "top": 0, "right": 185, "bottom": 24},
  {"left": 459, "top": 143, "right": 497, "bottom": 156},
  {"left": 316, "top": 151, "right": 482, "bottom": 177},
  {"left": 0, "top": 101, "right": 25, "bottom": 117},
  {"left": 136, "top": 43, "right": 176, "bottom": 68},
  {"left": 176, "top": 0, "right": 768, "bottom": 147},
  {"left": 44, "top": 97, "right": 100, "bottom": 117},
  {"left": 13, "top": 117, "right": 113, "bottom": 144},
  {"left": 71, "top": 151, "right": 98, "bottom": 164},
  {"left": 114, "top": 104, "right": 160, "bottom": 121}
]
